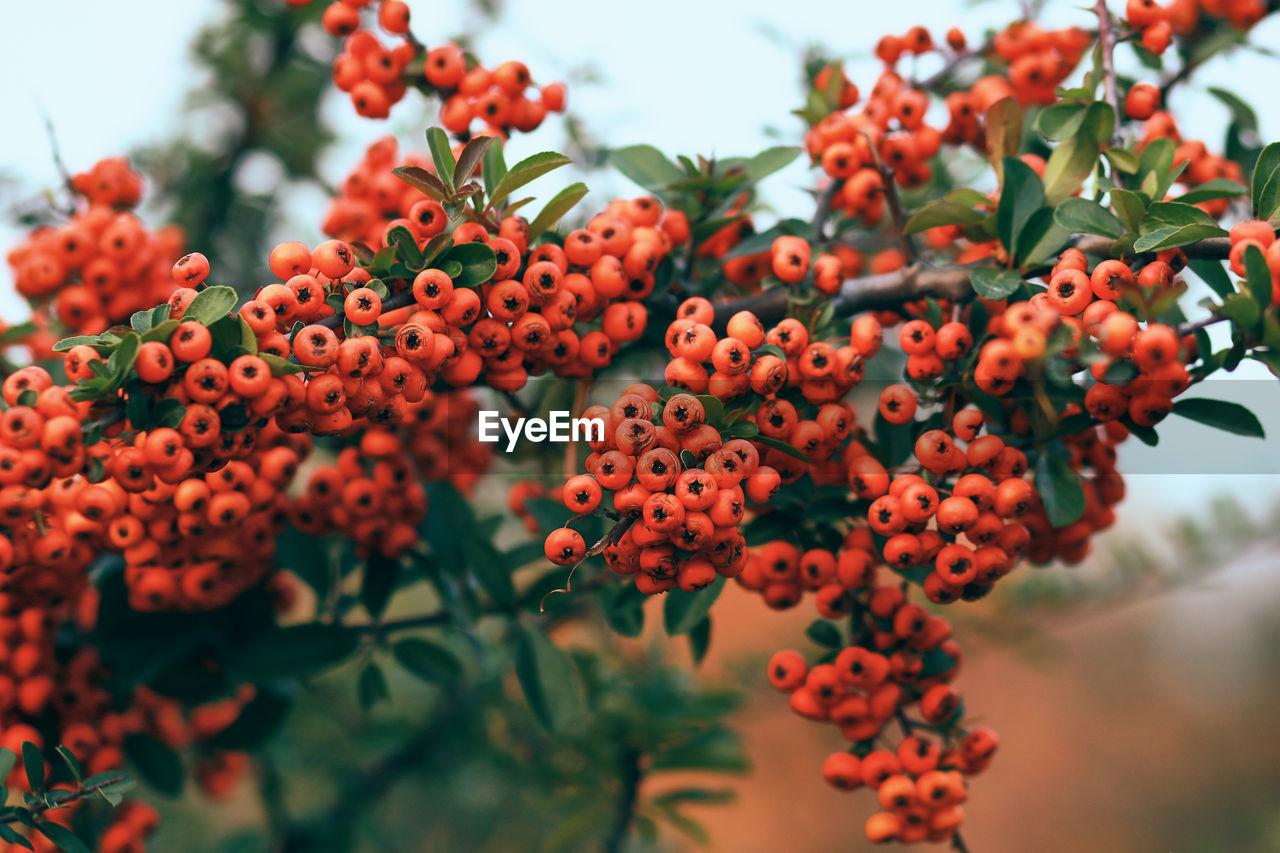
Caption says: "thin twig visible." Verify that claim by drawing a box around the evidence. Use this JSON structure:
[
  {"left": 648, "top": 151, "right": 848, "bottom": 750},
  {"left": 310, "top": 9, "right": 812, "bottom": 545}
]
[
  {"left": 811, "top": 179, "right": 843, "bottom": 243},
  {"left": 0, "top": 775, "right": 129, "bottom": 825},
  {"left": 1094, "top": 0, "right": 1122, "bottom": 137}
]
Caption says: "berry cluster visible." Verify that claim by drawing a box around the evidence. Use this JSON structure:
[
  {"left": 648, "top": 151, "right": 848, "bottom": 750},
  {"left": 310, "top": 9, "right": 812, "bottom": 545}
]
[
  {"left": 5, "top": 159, "right": 183, "bottom": 352},
  {"left": 314, "top": 0, "right": 566, "bottom": 133}
]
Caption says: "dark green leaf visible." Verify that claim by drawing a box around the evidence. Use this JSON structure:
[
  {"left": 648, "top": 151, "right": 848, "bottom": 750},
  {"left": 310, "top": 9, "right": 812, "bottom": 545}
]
[
  {"left": 440, "top": 242, "right": 498, "bottom": 287},
  {"left": 805, "top": 620, "right": 842, "bottom": 648},
  {"left": 1251, "top": 141, "right": 1280, "bottom": 222},
  {"left": 752, "top": 434, "right": 809, "bottom": 462},
  {"left": 1187, "top": 259, "right": 1235, "bottom": 299},
  {"left": 225, "top": 623, "right": 358, "bottom": 682},
  {"left": 35, "top": 824, "right": 90, "bottom": 853},
  {"left": 21, "top": 743, "right": 42, "bottom": 794},
  {"left": 358, "top": 663, "right": 390, "bottom": 709},
  {"left": 514, "top": 625, "right": 583, "bottom": 730},
  {"left": 664, "top": 577, "right": 725, "bottom": 636},
  {"left": 996, "top": 157, "right": 1045, "bottom": 258},
  {"left": 1134, "top": 201, "right": 1227, "bottom": 252},
  {"left": 1244, "top": 243, "right": 1273, "bottom": 309},
  {"left": 392, "top": 165, "right": 448, "bottom": 202},
  {"left": 1054, "top": 197, "right": 1126, "bottom": 239},
  {"left": 482, "top": 141, "right": 507, "bottom": 197},
  {"left": 970, "top": 268, "right": 1023, "bottom": 300},
  {"left": 1036, "top": 101, "right": 1086, "bottom": 141},
  {"left": 1033, "top": 449, "right": 1086, "bottom": 527},
  {"left": 527, "top": 182, "right": 589, "bottom": 240},
  {"left": 0, "top": 822, "right": 33, "bottom": 849},
  {"left": 452, "top": 135, "right": 493, "bottom": 189},
  {"left": 688, "top": 618, "right": 712, "bottom": 665},
  {"left": 743, "top": 146, "right": 801, "bottom": 182},
  {"left": 490, "top": 151, "right": 572, "bottom": 208},
  {"left": 904, "top": 200, "right": 986, "bottom": 234},
  {"left": 54, "top": 746, "right": 82, "bottom": 783},
  {"left": 1110, "top": 188, "right": 1148, "bottom": 232},
  {"left": 609, "top": 145, "right": 684, "bottom": 193},
  {"left": 425, "top": 127, "right": 457, "bottom": 191},
  {"left": 1173, "top": 178, "right": 1247, "bottom": 205},
  {"left": 1171, "top": 398, "right": 1265, "bottom": 438},
  {"left": 122, "top": 735, "right": 183, "bottom": 797},
  {"left": 392, "top": 638, "right": 461, "bottom": 684},
  {"left": 182, "top": 285, "right": 238, "bottom": 325}
]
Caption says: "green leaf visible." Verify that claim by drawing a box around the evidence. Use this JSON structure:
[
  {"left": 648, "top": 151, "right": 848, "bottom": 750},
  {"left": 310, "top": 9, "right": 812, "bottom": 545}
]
[
  {"left": 1173, "top": 178, "right": 1247, "bottom": 205},
  {"left": 695, "top": 394, "right": 725, "bottom": 427},
  {"left": 1251, "top": 141, "right": 1280, "bottom": 222},
  {"left": 1110, "top": 188, "right": 1148, "bottom": 232},
  {"left": 609, "top": 144, "right": 685, "bottom": 193},
  {"left": 35, "top": 824, "right": 90, "bottom": 853},
  {"left": 21, "top": 743, "right": 42, "bottom": 793},
  {"left": 1043, "top": 133, "right": 1099, "bottom": 204},
  {"left": 805, "top": 620, "right": 842, "bottom": 648},
  {"left": 461, "top": 535, "right": 516, "bottom": 605},
  {"left": 514, "top": 625, "right": 583, "bottom": 731},
  {"left": 1219, "top": 292, "right": 1260, "bottom": 330},
  {"left": 602, "top": 584, "right": 646, "bottom": 637},
  {"left": 54, "top": 746, "right": 82, "bottom": 783},
  {"left": 1018, "top": 207, "right": 1071, "bottom": 266},
  {"left": 358, "top": 663, "right": 390, "bottom": 710},
  {"left": 360, "top": 553, "right": 399, "bottom": 619},
  {"left": 1081, "top": 101, "right": 1115, "bottom": 147},
  {"left": 904, "top": 200, "right": 987, "bottom": 234},
  {"left": 452, "top": 135, "right": 493, "bottom": 189},
  {"left": 1054, "top": 197, "right": 1126, "bottom": 239},
  {"left": 440, "top": 242, "right": 497, "bottom": 287},
  {"left": 1104, "top": 147, "right": 1140, "bottom": 174},
  {"left": 1033, "top": 449, "right": 1086, "bottom": 527},
  {"left": 1188, "top": 259, "right": 1235, "bottom": 299},
  {"left": 489, "top": 151, "right": 572, "bottom": 208},
  {"left": 0, "top": 822, "right": 33, "bottom": 849},
  {"left": 689, "top": 618, "right": 712, "bottom": 665},
  {"left": 752, "top": 434, "right": 809, "bottom": 463},
  {"left": 392, "top": 165, "right": 448, "bottom": 202},
  {"left": 392, "top": 638, "right": 461, "bottom": 684},
  {"left": 85, "top": 772, "right": 136, "bottom": 808},
  {"left": 664, "top": 577, "right": 726, "bottom": 635},
  {"left": 225, "top": 623, "right": 358, "bottom": 682},
  {"left": 129, "top": 308, "right": 154, "bottom": 333},
  {"left": 985, "top": 98, "right": 1023, "bottom": 182},
  {"left": 1171, "top": 398, "right": 1265, "bottom": 438},
  {"left": 386, "top": 226, "right": 424, "bottom": 270},
  {"left": 996, "top": 157, "right": 1045, "bottom": 259},
  {"left": 527, "top": 182, "right": 589, "bottom": 240},
  {"left": 0, "top": 747, "right": 15, "bottom": 781},
  {"left": 482, "top": 141, "right": 507, "bottom": 197},
  {"left": 1134, "top": 201, "right": 1227, "bottom": 252},
  {"left": 1244, "top": 243, "right": 1273, "bottom": 310},
  {"left": 743, "top": 146, "right": 801, "bottom": 182},
  {"left": 1036, "top": 101, "right": 1086, "bottom": 141},
  {"left": 425, "top": 127, "right": 457, "bottom": 192},
  {"left": 970, "top": 268, "right": 1023, "bottom": 300},
  {"left": 182, "top": 285, "right": 238, "bottom": 325},
  {"left": 122, "top": 734, "right": 183, "bottom": 797}
]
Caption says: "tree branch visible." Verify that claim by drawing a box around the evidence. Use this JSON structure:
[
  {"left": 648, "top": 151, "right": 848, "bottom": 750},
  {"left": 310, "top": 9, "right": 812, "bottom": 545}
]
[
  {"left": 0, "top": 775, "right": 129, "bottom": 825},
  {"left": 1094, "top": 0, "right": 1122, "bottom": 130}
]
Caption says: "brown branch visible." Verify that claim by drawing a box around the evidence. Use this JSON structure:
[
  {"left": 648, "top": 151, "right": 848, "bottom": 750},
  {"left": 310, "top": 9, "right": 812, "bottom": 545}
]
[
  {"left": 0, "top": 775, "right": 129, "bottom": 825},
  {"left": 712, "top": 232, "right": 1235, "bottom": 328},
  {"left": 1094, "top": 0, "right": 1122, "bottom": 132},
  {"left": 812, "top": 179, "right": 843, "bottom": 242}
]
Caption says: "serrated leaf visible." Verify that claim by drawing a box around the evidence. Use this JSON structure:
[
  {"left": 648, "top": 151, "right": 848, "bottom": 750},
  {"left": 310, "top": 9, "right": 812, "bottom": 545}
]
[
  {"left": 527, "top": 182, "right": 589, "bottom": 240},
  {"left": 1171, "top": 398, "right": 1265, "bottom": 437}
]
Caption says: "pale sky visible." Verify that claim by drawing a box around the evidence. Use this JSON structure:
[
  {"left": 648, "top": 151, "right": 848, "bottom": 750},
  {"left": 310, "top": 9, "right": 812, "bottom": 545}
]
[{"left": 4, "top": 0, "right": 1280, "bottom": 510}]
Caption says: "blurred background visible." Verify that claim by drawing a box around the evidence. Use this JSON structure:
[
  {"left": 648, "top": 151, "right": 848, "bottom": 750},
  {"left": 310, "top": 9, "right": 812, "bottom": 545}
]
[{"left": 4, "top": 0, "right": 1280, "bottom": 850}]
